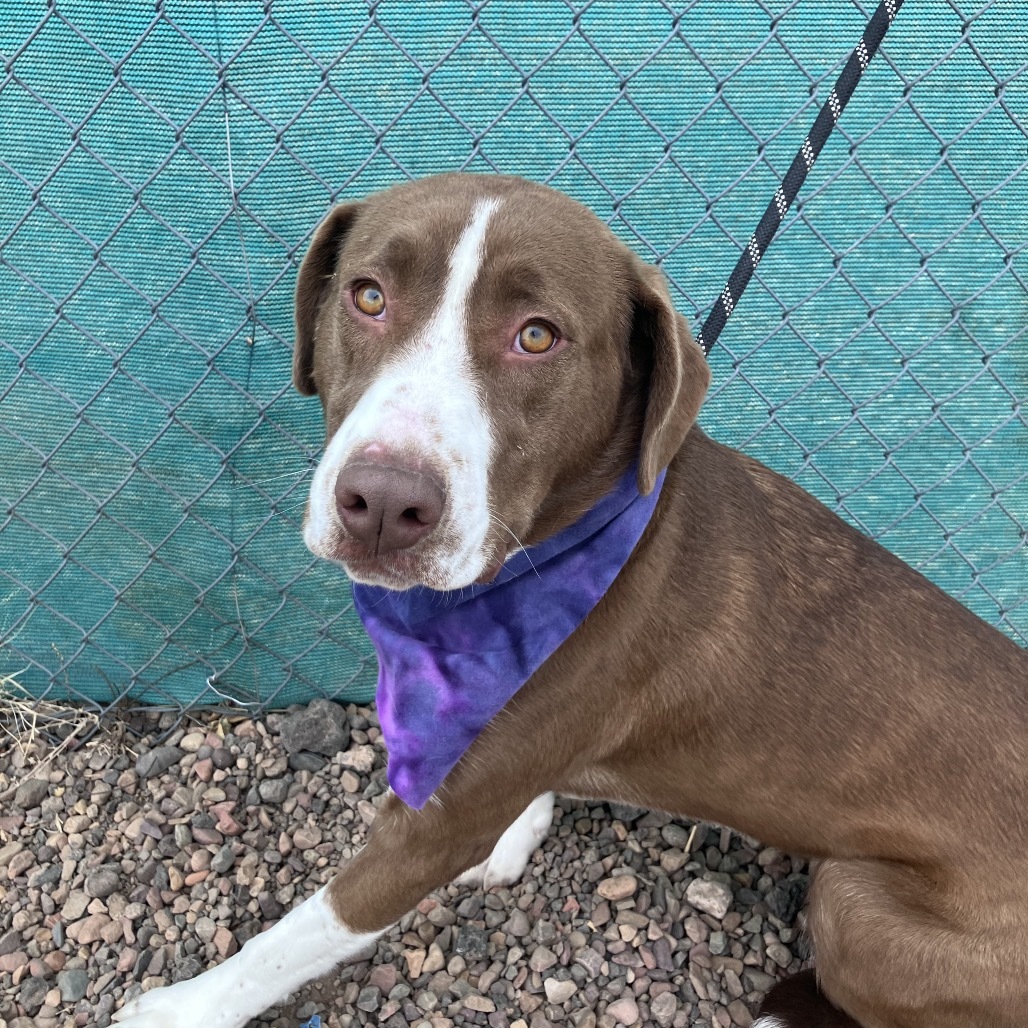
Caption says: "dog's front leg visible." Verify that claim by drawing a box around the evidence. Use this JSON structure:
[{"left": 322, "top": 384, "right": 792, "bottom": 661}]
[{"left": 112, "top": 784, "right": 544, "bottom": 1028}]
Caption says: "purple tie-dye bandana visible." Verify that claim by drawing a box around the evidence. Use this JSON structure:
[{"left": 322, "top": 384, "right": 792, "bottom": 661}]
[{"left": 353, "top": 465, "right": 665, "bottom": 809}]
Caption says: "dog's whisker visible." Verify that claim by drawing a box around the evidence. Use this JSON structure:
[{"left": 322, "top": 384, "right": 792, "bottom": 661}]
[
  {"left": 245, "top": 467, "right": 315, "bottom": 484},
  {"left": 488, "top": 511, "right": 540, "bottom": 580}
]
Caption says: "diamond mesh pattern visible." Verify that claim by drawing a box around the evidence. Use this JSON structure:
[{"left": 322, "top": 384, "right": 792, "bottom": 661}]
[{"left": 1, "top": 1, "right": 1025, "bottom": 721}]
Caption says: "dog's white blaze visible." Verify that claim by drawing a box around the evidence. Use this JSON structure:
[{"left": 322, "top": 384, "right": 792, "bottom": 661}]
[
  {"left": 752, "top": 1018, "right": 788, "bottom": 1028},
  {"left": 305, "top": 197, "right": 499, "bottom": 588},
  {"left": 112, "top": 886, "right": 381, "bottom": 1028}
]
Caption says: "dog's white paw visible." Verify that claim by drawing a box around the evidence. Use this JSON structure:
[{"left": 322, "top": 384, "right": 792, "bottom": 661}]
[
  {"left": 457, "top": 792, "right": 555, "bottom": 890},
  {"left": 112, "top": 972, "right": 246, "bottom": 1028}
]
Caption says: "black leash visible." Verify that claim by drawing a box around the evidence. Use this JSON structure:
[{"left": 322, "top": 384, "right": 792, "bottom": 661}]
[{"left": 697, "top": 0, "right": 904, "bottom": 356}]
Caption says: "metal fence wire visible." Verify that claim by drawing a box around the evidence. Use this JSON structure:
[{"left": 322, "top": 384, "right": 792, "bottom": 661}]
[{"left": 1, "top": 1, "right": 1025, "bottom": 723}]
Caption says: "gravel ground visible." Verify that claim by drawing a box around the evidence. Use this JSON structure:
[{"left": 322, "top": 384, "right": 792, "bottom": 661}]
[{"left": 0, "top": 703, "right": 813, "bottom": 1028}]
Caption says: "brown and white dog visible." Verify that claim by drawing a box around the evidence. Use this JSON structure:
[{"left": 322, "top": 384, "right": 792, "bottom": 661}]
[{"left": 114, "top": 174, "right": 1028, "bottom": 1028}]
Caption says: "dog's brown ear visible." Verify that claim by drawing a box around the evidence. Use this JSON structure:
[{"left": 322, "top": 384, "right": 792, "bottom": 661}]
[
  {"left": 631, "top": 262, "right": 711, "bottom": 494},
  {"left": 293, "top": 203, "right": 361, "bottom": 396}
]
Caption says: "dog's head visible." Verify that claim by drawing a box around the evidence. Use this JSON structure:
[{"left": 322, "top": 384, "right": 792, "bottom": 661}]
[{"left": 294, "top": 174, "right": 709, "bottom": 591}]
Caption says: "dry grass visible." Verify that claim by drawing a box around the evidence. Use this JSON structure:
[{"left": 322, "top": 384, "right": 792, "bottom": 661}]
[{"left": 0, "top": 670, "right": 101, "bottom": 804}]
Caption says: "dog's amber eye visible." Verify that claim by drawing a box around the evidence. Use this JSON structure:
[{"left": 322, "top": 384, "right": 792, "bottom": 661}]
[
  {"left": 516, "top": 321, "right": 556, "bottom": 354},
  {"left": 354, "top": 282, "right": 385, "bottom": 317}
]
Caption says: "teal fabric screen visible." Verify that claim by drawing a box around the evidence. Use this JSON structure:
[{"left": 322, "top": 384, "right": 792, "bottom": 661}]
[{"left": 1, "top": 2, "right": 1024, "bottom": 713}]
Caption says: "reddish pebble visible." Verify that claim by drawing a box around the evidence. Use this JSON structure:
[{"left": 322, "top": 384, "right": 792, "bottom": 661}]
[
  {"left": 213, "top": 926, "right": 237, "bottom": 958},
  {"left": 0, "top": 951, "right": 27, "bottom": 973}
]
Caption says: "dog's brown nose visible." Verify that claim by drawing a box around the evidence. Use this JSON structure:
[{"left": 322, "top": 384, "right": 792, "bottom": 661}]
[{"left": 334, "top": 462, "right": 445, "bottom": 554}]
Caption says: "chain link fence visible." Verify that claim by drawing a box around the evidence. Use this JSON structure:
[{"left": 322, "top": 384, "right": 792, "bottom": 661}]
[{"left": 1, "top": 1, "right": 1025, "bottom": 725}]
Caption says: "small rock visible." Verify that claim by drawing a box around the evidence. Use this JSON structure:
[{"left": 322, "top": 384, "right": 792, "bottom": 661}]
[
  {"left": 171, "top": 956, "right": 204, "bottom": 984},
  {"left": 293, "top": 825, "right": 323, "bottom": 850},
  {"left": 277, "top": 699, "right": 350, "bottom": 756},
  {"left": 659, "top": 849, "right": 688, "bottom": 874},
  {"left": 357, "top": 985, "right": 381, "bottom": 1012},
  {"left": 661, "top": 824, "right": 691, "bottom": 848},
  {"left": 727, "top": 998, "right": 754, "bottom": 1026},
  {"left": 258, "top": 778, "right": 289, "bottom": 804},
  {"left": 0, "top": 927, "right": 23, "bottom": 955},
  {"left": 743, "top": 968, "right": 779, "bottom": 994},
  {"left": 179, "top": 731, "right": 206, "bottom": 752},
  {"left": 766, "top": 877, "right": 807, "bottom": 924},
  {"left": 62, "top": 891, "right": 90, "bottom": 921},
  {"left": 506, "top": 908, "right": 531, "bottom": 938},
  {"left": 211, "top": 844, "right": 235, "bottom": 874},
  {"left": 455, "top": 924, "right": 489, "bottom": 962},
  {"left": 0, "top": 951, "right": 27, "bottom": 973},
  {"left": 135, "top": 746, "right": 183, "bottom": 778},
  {"left": 66, "top": 913, "right": 111, "bottom": 944},
  {"left": 421, "top": 943, "right": 445, "bottom": 975},
  {"left": 213, "top": 926, "right": 237, "bottom": 958},
  {"left": 596, "top": 875, "right": 638, "bottom": 902},
  {"left": 686, "top": 878, "right": 733, "bottom": 919},
  {"left": 465, "top": 994, "right": 496, "bottom": 1013},
  {"left": 369, "top": 963, "right": 397, "bottom": 994},
  {"left": 340, "top": 744, "right": 376, "bottom": 773},
  {"left": 544, "top": 979, "right": 577, "bottom": 1004},
  {"left": 19, "top": 974, "right": 49, "bottom": 1012},
  {"left": 85, "top": 867, "right": 120, "bottom": 899},
  {"left": 574, "top": 947, "right": 603, "bottom": 977},
  {"left": 651, "top": 992, "right": 677, "bottom": 1027},
  {"left": 608, "top": 803, "right": 645, "bottom": 823},
  {"left": 288, "top": 751, "right": 325, "bottom": 773},
  {"left": 529, "top": 946, "right": 558, "bottom": 972},
  {"left": 605, "top": 997, "right": 639, "bottom": 1025},
  {"left": 404, "top": 948, "right": 426, "bottom": 978},
  {"left": 14, "top": 777, "right": 49, "bottom": 809},
  {"left": 57, "top": 968, "right": 89, "bottom": 1002}
]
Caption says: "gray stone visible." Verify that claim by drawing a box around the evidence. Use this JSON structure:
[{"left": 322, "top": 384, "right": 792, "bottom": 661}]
[
  {"left": 506, "top": 908, "right": 531, "bottom": 938},
  {"left": 288, "top": 751, "right": 325, "bottom": 773},
  {"left": 85, "top": 866, "right": 121, "bottom": 899},
  {"left": 766, "top": 876, "right": 807, "bottom": 924},
  {"left": 135, "top": 746, "right": 183, "bottom": 778},
  {"left": 357, "top": 985, "right": 382, "bottom": 1011},
  {"left": 0, "top": 927, "right": 20, "bottom": 956},
  {"left": 660, "top": 823, "right": 691, "bottom": 849},
  {"left": 211, "top": 844, "right": 235, "bottom": 874},
  {"left": 258, "top": 777, "right": 290, "bottom": 804},
  {"left": 14, "top": 777, "right": 49, "bottom": 809},
  {"left": 743, "top": 968, "right": 779, "bottom": 994},
  {"left": 58, "top": 968, "right": 90, "bottom": 1002},
  {"left": 28, "top": 863, "right": 61, "bottom": 887},
  {"left": 19, "top": 974, "right": 48, "bottom": 1011},
  {"left": 574, "top": 947, "right": 604, "bottom": 978},
  {"left": 455, "top": 924, "right": 489, "bottom": 961},
  {"left": 258, "top": 892, "right": 284, "bottom": 920},
  {"left": 278, "top": 699, "right": 350, "bottom": 756}
]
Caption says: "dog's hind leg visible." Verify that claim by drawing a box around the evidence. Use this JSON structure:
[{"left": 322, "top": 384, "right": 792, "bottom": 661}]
[
  {"left": 755, "top": 969, "right": 861, "bottom": 1028},
  {"left": 456, "top": 791, "right": 555, "bottom": 889}
]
